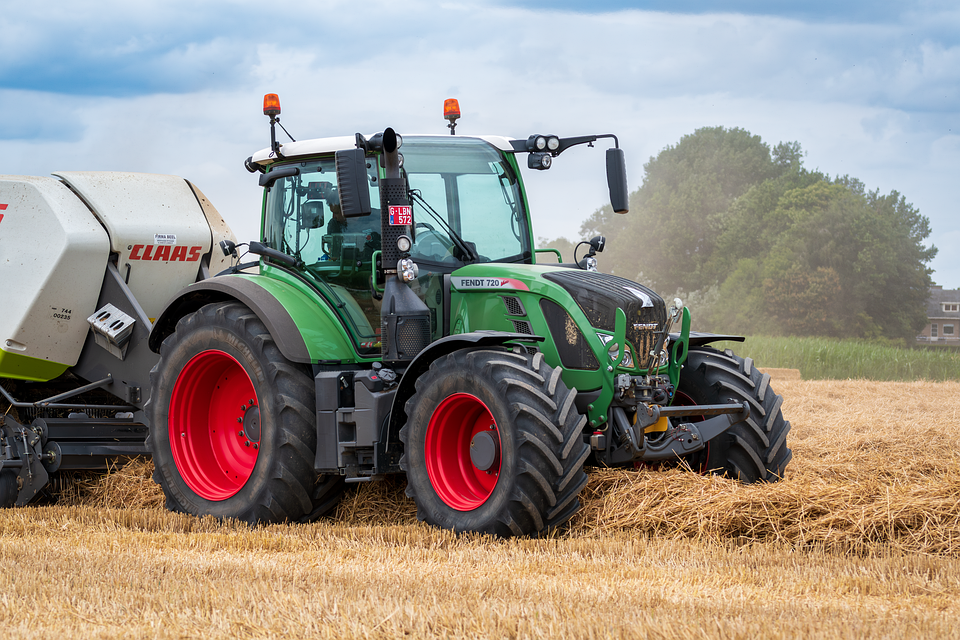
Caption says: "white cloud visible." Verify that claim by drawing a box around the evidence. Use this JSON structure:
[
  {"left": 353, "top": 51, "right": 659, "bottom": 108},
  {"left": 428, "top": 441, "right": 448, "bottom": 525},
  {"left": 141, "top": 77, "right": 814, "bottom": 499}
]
[{"left": 1, "top": 1, "right": 957, "bottom": 286}]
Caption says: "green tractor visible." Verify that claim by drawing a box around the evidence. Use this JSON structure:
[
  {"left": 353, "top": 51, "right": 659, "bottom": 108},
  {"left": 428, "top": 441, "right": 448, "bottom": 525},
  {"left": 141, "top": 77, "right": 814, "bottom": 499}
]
[{"left": 145, "top": 96, "right": 792, "bottom": 536}]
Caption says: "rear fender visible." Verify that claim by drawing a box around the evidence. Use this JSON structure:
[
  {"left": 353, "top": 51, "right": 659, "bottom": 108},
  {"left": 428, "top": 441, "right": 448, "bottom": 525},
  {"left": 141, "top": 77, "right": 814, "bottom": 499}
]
[{"left": 148, "top": 275, "right": 356, "bottom": 364}]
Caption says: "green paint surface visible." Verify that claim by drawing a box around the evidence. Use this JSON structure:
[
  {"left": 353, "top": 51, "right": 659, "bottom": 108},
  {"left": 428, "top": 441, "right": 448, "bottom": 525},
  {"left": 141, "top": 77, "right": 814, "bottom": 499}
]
[
  {"left": 0, "top": 350, "right": 69, "bottom": 382},
  {"left": 235, "top": 271, "right": 365, "bottom": 364}
]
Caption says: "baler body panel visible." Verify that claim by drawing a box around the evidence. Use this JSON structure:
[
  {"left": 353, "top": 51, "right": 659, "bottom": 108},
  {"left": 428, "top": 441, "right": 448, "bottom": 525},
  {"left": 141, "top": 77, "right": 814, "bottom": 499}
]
[
  {"left": 0, "top": 175, "right": 111, "bottom": 380},
  {"left": 54, "top": 171, "right": 215, "bottom": 322}
]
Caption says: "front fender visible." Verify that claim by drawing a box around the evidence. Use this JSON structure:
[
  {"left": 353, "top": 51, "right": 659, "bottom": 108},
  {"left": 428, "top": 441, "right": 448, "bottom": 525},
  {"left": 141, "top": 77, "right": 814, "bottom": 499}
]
[
  {"left": 148, "top": 274, "right": 357, "bottom": 365},
  {"left": 387, "top": 331, "right": 544, "bottom": 435}
]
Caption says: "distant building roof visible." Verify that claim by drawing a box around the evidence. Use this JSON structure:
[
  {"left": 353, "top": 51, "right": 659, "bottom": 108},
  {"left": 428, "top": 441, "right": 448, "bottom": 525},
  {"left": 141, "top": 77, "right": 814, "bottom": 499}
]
[{"left": 926, "top": 285, "right": 960, "bottom": 318}]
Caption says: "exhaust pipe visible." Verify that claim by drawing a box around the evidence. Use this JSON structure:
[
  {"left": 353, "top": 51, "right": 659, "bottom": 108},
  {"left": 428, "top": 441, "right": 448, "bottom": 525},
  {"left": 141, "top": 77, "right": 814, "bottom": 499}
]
[{"left": 378, "top": 128, "right": 431, "bottom": 365}]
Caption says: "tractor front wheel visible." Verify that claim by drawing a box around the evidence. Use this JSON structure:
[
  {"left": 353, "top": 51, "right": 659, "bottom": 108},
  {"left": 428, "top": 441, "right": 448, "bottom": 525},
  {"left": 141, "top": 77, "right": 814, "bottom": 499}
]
[
  {"left": 146, "top": 301, "right": 344, "bottom": 524},
  {"left": 675, "top": 346, "right": 792, "bottom": 482},
  {"left": 401, "top": 348, "right": 589, "bottom": 537}
]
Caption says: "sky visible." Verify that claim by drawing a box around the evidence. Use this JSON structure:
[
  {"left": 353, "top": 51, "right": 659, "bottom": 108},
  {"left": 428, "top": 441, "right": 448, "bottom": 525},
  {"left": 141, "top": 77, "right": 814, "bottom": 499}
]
[{"left": 2, "top": 0, "right": 958, "bottom": 288}]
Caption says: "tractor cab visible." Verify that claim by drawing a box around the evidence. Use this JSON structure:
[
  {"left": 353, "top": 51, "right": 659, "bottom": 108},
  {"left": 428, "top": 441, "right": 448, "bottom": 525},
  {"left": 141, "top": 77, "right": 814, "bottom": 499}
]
[{"left": 255, "top": 129, "right": 538, "bottom": 355}]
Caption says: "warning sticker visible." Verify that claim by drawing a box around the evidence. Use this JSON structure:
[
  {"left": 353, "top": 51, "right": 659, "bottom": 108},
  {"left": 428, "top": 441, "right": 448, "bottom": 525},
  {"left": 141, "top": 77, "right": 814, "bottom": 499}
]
[
  {"left": 451, "top": 277, "right": 529, "bottom": 291},
  {"left": 155, "top": 234, "right": 177, "bottom": 245},
  {"left": 388, "top": 205, "right": 412, "bottom": 226}
]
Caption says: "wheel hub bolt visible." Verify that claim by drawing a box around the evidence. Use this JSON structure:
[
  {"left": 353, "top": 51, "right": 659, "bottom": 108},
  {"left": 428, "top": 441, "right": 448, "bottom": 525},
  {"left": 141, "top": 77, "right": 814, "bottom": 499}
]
[
  {"left": 238, "top": 430, "right": 245, "bottom": 437},
  {"left": 245, "top": 441, "right": 251, "bottom": 447}
]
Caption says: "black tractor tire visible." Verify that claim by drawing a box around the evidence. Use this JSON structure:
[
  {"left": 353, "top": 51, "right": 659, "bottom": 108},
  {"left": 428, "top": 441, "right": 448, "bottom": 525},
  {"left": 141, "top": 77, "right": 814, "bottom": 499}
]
[
  {"left": 400, "top": 348, "right": 589, "bottom": 537},
  {"left": 145, "top": 301, "right": 344, "bottom": 524},
  {"left": 675, "top": 346, "right": 792, "bottom": 482}
]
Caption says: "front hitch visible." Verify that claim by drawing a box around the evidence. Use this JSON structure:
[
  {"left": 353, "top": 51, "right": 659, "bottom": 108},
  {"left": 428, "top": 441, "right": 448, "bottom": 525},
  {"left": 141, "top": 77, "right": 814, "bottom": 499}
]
[{"left": 611, "top": 401, "right": 750, "bottom": 462}]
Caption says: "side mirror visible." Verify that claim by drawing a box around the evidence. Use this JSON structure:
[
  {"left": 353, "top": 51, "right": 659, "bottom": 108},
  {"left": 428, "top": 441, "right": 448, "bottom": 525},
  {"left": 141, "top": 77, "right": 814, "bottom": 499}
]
[
  {"left": 606, "top": 148, "right": 629, "bottom": 214},
  {"left": 259, "top": 165, "right": 299, "bottom": 189},
  {"left": 335, "top": 148, "right": 373, "bottom": 217}
]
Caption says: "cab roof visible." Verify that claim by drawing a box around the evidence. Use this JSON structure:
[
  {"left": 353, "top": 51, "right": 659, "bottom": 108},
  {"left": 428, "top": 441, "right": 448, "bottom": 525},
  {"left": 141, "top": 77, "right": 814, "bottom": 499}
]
[{"left": 250, "top": 134, "right": 517, "bottom": 168}]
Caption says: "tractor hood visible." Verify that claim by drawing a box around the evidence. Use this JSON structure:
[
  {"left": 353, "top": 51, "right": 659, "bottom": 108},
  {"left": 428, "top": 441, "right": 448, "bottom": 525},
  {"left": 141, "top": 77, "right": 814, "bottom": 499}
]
[{"left": 448, "top": 263, "right": 667, "bottom": 374}]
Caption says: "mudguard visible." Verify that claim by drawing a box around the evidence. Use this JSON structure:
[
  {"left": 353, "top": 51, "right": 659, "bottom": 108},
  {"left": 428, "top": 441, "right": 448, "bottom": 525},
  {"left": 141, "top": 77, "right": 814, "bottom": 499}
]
[
  {"left": 148, "top": 274, "right": 357, "bottom": 364},
  {"left": 387, "top": 331, "right": 544, "bottom": 434},
  {"left": 670, "top": 331, "right": 746, "bottom": 347}
]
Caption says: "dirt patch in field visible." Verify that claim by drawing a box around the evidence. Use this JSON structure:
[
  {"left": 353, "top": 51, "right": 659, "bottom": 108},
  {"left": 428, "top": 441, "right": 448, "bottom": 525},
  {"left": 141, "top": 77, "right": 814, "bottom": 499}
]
[{"left": 50, "top": 379, "right": 960, "bottom": 554}]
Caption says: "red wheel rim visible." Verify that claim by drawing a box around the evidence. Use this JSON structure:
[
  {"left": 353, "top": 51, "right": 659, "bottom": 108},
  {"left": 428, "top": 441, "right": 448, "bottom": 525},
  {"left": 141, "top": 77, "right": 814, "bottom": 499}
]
[
  {"left": 424, "top": 393, "right": 501, "bottom": 511},
  {"left": 168, "top": 350, "right": 260, "bottom": 500}
]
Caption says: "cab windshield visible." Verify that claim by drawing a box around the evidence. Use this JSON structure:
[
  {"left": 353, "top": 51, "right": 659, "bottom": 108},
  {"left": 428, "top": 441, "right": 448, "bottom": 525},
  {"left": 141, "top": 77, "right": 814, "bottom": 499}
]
[{"left": 402, "top": 136, "right": 531, "bottom": 266}]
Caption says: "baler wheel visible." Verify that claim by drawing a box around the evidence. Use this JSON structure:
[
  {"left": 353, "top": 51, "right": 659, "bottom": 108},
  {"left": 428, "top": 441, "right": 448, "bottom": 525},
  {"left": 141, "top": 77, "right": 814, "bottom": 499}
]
[
  {"left": 674, "top": 346, "right": 792, "bottom": 482},
  {"left": 146, "top": 301, "right": 344, "bottom": 524},
  {"left": 400, "top": 348, "right": 589, "bottom": 537}
]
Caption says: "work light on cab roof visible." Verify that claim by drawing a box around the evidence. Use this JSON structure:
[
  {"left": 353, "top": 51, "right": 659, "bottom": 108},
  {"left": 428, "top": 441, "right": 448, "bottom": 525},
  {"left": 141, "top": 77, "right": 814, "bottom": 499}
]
[
  {"left": 254, "top": 93, "right": 297, "bottom": 160},
  {"left": 444, "top": 98, "right": 461, "bottom": 135},
  {"left": 263, "top": 93, "right": 281, "bottom": 117}
]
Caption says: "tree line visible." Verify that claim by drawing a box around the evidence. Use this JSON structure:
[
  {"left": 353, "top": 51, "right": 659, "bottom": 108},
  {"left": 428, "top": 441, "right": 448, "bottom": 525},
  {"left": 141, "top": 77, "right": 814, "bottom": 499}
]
[{"left": 546, "top": 126, "right": 937, "bottom": 342}]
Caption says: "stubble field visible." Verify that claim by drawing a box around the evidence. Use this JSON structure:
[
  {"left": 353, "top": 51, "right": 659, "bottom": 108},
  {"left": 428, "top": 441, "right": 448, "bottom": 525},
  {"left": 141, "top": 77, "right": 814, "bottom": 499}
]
[{"left": 3, "top": 375, "right": 960, "bottom": 638}]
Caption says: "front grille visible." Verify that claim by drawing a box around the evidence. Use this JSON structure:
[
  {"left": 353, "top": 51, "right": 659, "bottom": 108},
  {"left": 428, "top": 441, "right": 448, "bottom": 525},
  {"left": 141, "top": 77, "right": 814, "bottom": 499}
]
[
  {"left": 502, "top": 295, "right": 526, "bottom": 316},
  {"left": 540, "top": 299, "right": 600, "bottom": 371},
  {"left": 512, "top": 320, "right": 533, "bottom": 334},
  {"left": 543, "top": 270, "right": 666, "bottom": 370}
]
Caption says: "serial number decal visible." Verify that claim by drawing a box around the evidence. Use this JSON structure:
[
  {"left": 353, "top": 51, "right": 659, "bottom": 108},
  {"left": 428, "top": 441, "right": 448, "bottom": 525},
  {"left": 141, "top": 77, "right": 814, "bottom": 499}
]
[
  {"left": 388, "top": 205, "right": 412, "bottom": 226},
  {"left": 51, "top": 307, "right": 73, "bottom": 321},
  {"left": 155, "top": 234, "right": 177, "bottom": 245},
  {"left": 129, "top": 244, "right": 203, "bottom": 262},
  {"left": 451, "top": 277, "right": 530, "bottom": 291}
]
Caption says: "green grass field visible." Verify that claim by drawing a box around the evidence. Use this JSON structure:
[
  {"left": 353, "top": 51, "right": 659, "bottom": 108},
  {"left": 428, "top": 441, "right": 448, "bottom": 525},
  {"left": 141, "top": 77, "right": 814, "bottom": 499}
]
[{"left": 709, "top": 335, "right": 960, "bottom": 381}]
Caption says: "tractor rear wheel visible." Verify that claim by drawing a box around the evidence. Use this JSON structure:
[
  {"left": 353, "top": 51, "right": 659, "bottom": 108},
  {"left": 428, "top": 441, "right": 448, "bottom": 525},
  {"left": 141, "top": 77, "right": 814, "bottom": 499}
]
[
  {"left": 146, "top": 301, "right": 343, "bottom": 524},
  {"left": 675, "top": 346, "right": 792, "bottom": 482},
  {"left": 400, "top": 348, "right": 589, "bottom": 537}
]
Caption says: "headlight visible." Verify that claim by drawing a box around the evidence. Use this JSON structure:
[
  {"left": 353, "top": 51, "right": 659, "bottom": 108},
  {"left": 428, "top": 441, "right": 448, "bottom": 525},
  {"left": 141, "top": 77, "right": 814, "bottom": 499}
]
[
  {"left": 528, "top": 153, "right": 552, "bottom": 170},
  {"left": 597, "top": 333, "right": 635, "bottom": 368},
  {"left": 398, "top": 257, "right": 419, "bottom": 283}
]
